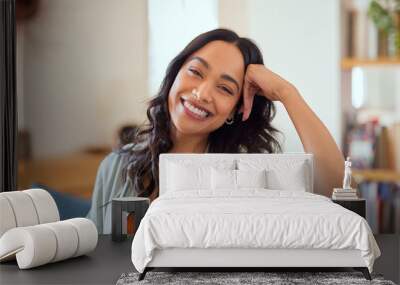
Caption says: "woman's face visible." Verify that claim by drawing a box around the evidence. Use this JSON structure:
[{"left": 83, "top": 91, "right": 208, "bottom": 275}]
[{"left": 168, "top": 40, "right": 245, "bottom": 137}]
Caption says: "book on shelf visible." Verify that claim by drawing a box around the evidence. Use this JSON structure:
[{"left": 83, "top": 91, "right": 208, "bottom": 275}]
[
  {"left": 332, "top": 197, "right": 359, "bottom": 200},
  {"left": 388, "top": 122, "right": 400, "bottom": 171},
  {"left": 332, "top": 194, "right": 359, "bottom": 200},
  {"left": 332, "top": 188, "right": 359, "bottom": 200},
  {"left": 333, "top": 188, "right": 357, "bottom": 193},
  {"left": 333, "top": 193, "right": 358, "bottom": 197},
  {"left": 374, "top": 126, "right": 390, "bottom": 169},
  {"left": 346, "top": 121, "right": 400, "bottom": 171}
]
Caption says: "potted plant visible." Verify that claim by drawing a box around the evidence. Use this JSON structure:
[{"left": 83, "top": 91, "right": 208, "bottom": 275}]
[{"left": 368, "top": 0, "right": 400, "bottom": 57}]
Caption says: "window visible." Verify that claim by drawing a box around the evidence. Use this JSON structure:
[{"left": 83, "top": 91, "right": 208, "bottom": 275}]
[{"left": 148, "top": 0, "right": 218, "bottom": 95}]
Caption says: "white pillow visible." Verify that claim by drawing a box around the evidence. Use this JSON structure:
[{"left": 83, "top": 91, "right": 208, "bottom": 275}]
[
  {"left": 211, "top": 168, "right": 236, "bottom": 190},
  {"left": 167, "top": 162, "right": 210, "bottom": 191},
  {"left": 211, "top": 168, "right": 267, "bottom": 190},
  {"left": 236, "top": 169, "right": 267, "bottom": 189},
  {"left": 238, "top": 158, "right": 310, "bottom": 192},
  {"left": 166, "top": 160, "right": 235, "bottom": 192},
  {"left": 266, "top": 167, "right": 307, "bottom": 191}
]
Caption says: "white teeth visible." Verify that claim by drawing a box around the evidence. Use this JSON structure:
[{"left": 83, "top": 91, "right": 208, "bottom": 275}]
[{"left": 183, "top": 100, "right": 209, "bottom": 118}]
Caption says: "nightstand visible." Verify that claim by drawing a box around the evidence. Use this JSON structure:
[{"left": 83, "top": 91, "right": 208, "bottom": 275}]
[
  {"left": 112, "top": 197, "right": 150, "bottom": 242},
  {"left": 332, "top": 198, "right": 366, "bottom": 218}
]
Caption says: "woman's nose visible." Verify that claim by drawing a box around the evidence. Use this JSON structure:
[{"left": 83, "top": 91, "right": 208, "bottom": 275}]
[{"left": 196, "top": 82, "right": 213, "bottom": 103}]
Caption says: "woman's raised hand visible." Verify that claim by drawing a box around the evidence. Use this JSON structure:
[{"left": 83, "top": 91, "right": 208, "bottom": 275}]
[{"left": 241, "top": 64, "right": 296, "bottom": 121}]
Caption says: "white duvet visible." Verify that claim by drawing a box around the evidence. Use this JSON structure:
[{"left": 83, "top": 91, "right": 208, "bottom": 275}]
[{"left": 131, "top": 189, "right": 380, "bottom": 273}]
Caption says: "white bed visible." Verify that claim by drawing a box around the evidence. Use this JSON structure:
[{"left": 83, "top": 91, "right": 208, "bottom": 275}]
[{"left": 131, "top": 153, "right": 381, "bottom": 280}]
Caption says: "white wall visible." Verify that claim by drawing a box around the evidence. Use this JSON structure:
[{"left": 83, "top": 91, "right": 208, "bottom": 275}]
[
  {"left": 246, "top": 0, "right": 342, "bottom": 152},
  {"left": 218, "top": 0, "right": 249, "bottom": 37},
  {"left": 22, "top": 0, "right": 148, "bottom": 158}
]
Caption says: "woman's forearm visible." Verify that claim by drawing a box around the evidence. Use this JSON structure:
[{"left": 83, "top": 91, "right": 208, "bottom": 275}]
[
  {"left": 241, "top": 64, "right": 344, "bottom": 196},
  {"left": 280, "top": 86, "right": 345, "bottom": 197}
]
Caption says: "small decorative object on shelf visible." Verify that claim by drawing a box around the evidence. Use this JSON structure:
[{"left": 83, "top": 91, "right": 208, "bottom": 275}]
[
  {"left": 332, "top": 157, "right": 359, "bottom": 200},
  {"left": 343, "top": 156, "right": 352, "bottom": 189}
]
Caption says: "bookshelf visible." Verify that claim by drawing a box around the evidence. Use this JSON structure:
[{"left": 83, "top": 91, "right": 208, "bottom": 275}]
[
  {"left": 340, "top": 2, "right": 400, "bottom": 234},
  {"left": 340, "top": 57, "right": 400, "bottom": 234},
  {"left": 341, "top": 57, "right": 400, "bottom": 70}
]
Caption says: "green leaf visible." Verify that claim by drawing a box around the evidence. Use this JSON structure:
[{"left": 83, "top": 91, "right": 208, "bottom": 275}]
[{"left": 368, "top": 0, "right": 395, "bottom": 32}]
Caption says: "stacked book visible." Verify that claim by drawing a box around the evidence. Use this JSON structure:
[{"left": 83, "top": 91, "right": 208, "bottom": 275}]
[{"left": 332, "top": 188, "right": 358, "bottom": 200}]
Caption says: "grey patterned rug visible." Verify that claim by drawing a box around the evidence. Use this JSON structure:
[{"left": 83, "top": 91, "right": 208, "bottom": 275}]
[{"left": 116, "top": 271, "right": 396, "bottom": 285}]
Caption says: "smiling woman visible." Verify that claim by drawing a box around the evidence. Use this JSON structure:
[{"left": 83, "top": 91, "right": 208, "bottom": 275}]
[
  {"left": 124, "top": 29, "right": 284, "bottom": 198},
  {"left": 86, "top": 28, "right": 344, "bottom": 234},
  {"left": 169, "top": 40, "right": 253, "bottom": 152}
]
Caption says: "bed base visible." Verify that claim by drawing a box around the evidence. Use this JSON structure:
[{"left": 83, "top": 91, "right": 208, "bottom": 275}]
[
  {"left": 138, "top": 267, "right": 371, "bottom": 281},
  {"left": 137, "top": 248, "right": 372, "bottom": 281}
]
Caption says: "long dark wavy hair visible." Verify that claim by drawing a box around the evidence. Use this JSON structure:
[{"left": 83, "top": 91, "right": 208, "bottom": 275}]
[{"left": 122, "top": 28, "right": 281, "bottom": 199}]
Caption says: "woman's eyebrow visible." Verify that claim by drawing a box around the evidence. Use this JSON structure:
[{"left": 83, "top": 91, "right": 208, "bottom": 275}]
[
  {"left": 189, "top": 56, "right": 240, "bottom": 92},
  {"left": 189, "top": 56, "right": 210, "bottom": 69}
]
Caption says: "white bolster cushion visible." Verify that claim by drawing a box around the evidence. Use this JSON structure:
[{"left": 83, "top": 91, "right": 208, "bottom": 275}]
[
  {"left": 0, "top": 196, "right": 17, "bottom": 237},
  {"left": 0, "top": 226, "right": 57, "bottom": 268},
  {"left": 0, "top": 218, "right": 98, "bottom": 269},
  {"left": 24, "top": 189, "right": 60, "bottom": 224},
  {"left": 0, "top": 191, "right": 39, "bottom": 228},
  {"left": 0, "top": 189, "right": 60, "bottom": 238},
  {"left": 42, "top": 221, "right": 79, "bottom": 262},
  {"left": 65, "top": 218, "right": 98, "bottom": 257}
]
